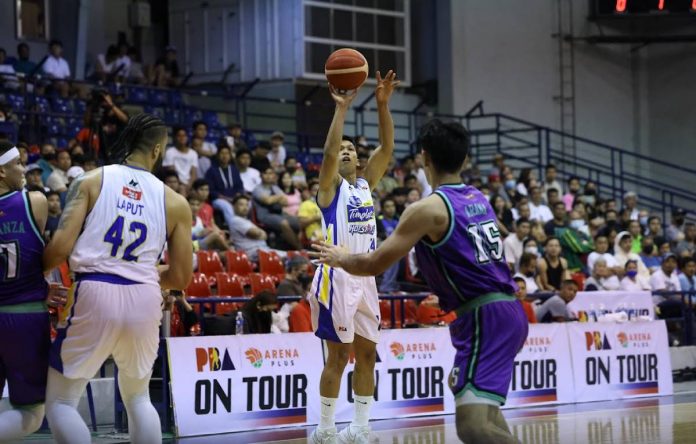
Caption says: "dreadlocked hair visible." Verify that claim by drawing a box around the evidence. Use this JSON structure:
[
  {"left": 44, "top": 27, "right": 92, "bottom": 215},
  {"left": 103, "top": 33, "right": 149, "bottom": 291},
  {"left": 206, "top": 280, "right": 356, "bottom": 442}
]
[{"left": 107, "top": 113, "right": 167, "bottom": 165}]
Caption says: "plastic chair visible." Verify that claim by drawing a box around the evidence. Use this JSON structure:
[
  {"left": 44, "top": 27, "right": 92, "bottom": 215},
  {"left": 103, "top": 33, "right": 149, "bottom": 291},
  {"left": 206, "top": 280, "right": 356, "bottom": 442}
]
[
  {"left": 186, "top": 273, "right": 212, "bottom": 297},
  {"left": 258, "top": 250, "right": 286, "bottom": 283},
  {"left": 197, "top": 251, "right": 224, "bottom": 274},
  {"left": 379, "top": 299, "right": 418, "bottom": 329},
  {"left": 215, "top": 272, "right": 246, "bottom": 314},
  {"left": 225, "top": 251, "right": 254, "bottom": 283},
  {"left": 571, "top": 271, "right": 586, "bottom": 290},
  {"left": 249, "top": 273, "right": 276, "bottom": 295}
]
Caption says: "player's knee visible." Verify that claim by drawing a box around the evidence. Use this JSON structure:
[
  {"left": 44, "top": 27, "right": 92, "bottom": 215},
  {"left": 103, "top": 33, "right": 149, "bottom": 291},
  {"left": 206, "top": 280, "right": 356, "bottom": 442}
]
[
  {"left": 21, "top": 404, "right": 45, "bottom": 434},
  {"left": 327, "top": 347, "right": 350, "bottom": 370},
  {"left": 457, "top": 419, "right": 483, "bottom": 443},
  {"left": 354, "top": 347, "right": 376, "bottom": 368}
]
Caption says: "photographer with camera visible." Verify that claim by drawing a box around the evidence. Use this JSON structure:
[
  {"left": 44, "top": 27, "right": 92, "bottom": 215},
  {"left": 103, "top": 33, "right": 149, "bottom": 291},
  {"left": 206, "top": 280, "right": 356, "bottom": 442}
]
[{"left": 77, "top": 88, "right": 129, "bottom": 163}]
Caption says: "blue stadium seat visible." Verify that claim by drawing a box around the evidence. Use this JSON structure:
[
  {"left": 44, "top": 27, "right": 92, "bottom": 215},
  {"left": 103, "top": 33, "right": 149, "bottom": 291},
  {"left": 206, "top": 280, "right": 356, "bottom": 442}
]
[
  {"left": 66, "top": 118, "right": 82, "bottom": 135},
  {"left": 52, "top": 97, "right": 72, "bottom": 114},
  {"left": 202, "top": 111, "right": 219, "bottom": 128},
  {"left": 164, "top": 109, "right": 181, "bottom": 125},
  {"left": 169, "top": 90, "right": 183, "bottom": 107},
  {"left": 47, "top": 122, "right": 61, "bottom": 136},
  {"left": 73, "top": 99, "right": 87, "bottom": 115},
  {"left": 34, "top": 97, "right": 50, "bottom": 113},
  {"left": 149, "top": 89, "right": 169, "bottom": 106},
  {"left": 143, "top": 106, "right": 165, "bottom": 120},
  {"left": 127, "top": 86, "right": 149, "bottom": 104},
  {"left": 6, "top": 94, "right": 24, "bottom": 109}
]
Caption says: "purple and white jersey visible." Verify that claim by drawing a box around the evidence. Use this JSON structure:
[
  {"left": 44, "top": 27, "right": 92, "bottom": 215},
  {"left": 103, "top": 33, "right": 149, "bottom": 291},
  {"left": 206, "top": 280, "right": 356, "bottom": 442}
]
[
  {"left": 414, "top": 184, "right": 517, "bottom": 312},
  {"left": 0, "top": 190, "right": 48, "bottom": 305}
]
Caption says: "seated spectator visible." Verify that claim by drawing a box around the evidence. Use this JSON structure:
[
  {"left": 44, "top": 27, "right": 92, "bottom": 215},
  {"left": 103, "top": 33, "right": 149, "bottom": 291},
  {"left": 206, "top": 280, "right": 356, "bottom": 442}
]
[
  {"left": 512, "top": 199, "right": 531, "bottom": 223},
  {"left": 531, "top": 220, "right": 547, "bottom": 246},
  {"left": 0, "top": 48, "right": 19, "bottom": 89},
  {"left": 271, "top": 303, "right": 295, "bottom": 334},
  {"left": 504, "top": 218, "right": 530, "bottom": 271},
  {"left": 639, "top": 235, "right": 661, "bottom": 273},
  {"left": 25, "top": 163, "right": 48, "bottom": 192},
  {"left": 620, "top": 260, "right": 651, "bottom": 291},
  {"left": 646, "top": 216, "right": 666, "bottom": 246},
  {"left": 403, "top": 174, "right": 419, "bottom": 193},
  {"left": 587, "top": 235, "right": 621, "bottom": 276},
  {"left": 515, "top": 168, "right": 535, "bottom": 197},
  {"left": 666, "top": 208, "right": 686, "bottom": 243},
  {"left": 623, "top": 191, "right": 640, "bottom": 221},
  {"left": 536, "top": 237, "right": 571, "bottom": 291},
  {"left": 627, "top": 220, "right": 642, "bottom": 253},
  {"left": 44, "top": 191, "right": 62, "bottom": 241},
  {"left": 376, "top": 197, "right": 400, "bottom": 293},
  {"left": 650, "top": 253, "right": 682, "bottom": 317},
  {"left": 191, "top": 179, "right": 215, "bottom": 228},
  {"left": 115, "top": 41, "right": 132, "bottom": 79},
  {"left": 278, "top": 255, "right": 311, "bottom": 297},
  {"left": 66, "top": 166, "right": 84, "bottom": 186},
  {"left": 541, "top": 164, "right": 563, "bottom": 199},
  {"left": 535, "top": 280, "right": 578, "bottom": 322},
  {"left": 227, "top": 195, "right": 282, "bottom": 261},
  {"left": 278, "top": 171, "right": 301, "bottom": 216},
  {"left": 298, "top": 180, "right": 322, "bottom": 243},
  {"left": 250, "top": 141, "right": 272, "bottom": 172},
  {"left": 513, "top": 277, "right": 537, "bottom": 323},
  {"left": 206, "top": 146, "right": 244, "bottom": 227},
  {"left": 241, "top": 291, "right": 278, "bottom": 334},
  {"left": 192, "top": 121, "right": 217, "bottom": 176},
  {"left": 43, "top": 40, "right": 71, "bottom": 97},
  {"left": 163, "top": 171, "right": 183, "bottom": 194},
  {"left": 163, "top": 127, "right": 199, "bottom": 193},
  {"left": 614, "top": 231, "right": 650, "bottom": 279},
  {"left": 584, "top": 259, "right": 620, "bottom": 291},
  {"left": 413, "top": 152, "right": 432, "bottom": 197},
  {"left": 678, "top": 256, "right": 695, "bottom": 296},
  {"left": 544, "top": 202, "right": 568, "bottom": 236},
  {"left": 289, "top": 295, "right": 312, "bottom": 333},
  {"left": 125, "top": 46, "right": 145, "bottom": 84},
  {"left": 12, "top": 42, "right": 36, "bottom": 77},
  {"left": 252, "top": 167, "right": 301, "bottom": 249},
  {"left": 562, "top": 176, "right": 581, "bottom": 211},
  {"left": 392, "top": 187, "right": 409, "bottom": 216},
  {"left": 568, "top": 209, "right": 590, "bottom": 237},
  {"left": 268, "top": 131, "right": 287, "bottom": 172},
  {"left": 46, "top": 150, "right": 71, "bottom": 193},
  {"left": 558, "top": 212, "right": 594, "bottom": 273},
  {"left": 375, "top": 158, "right": 400, "bottom": 199},
  {"left": 675, "top": 223, "right": 695, "bottom": 258},
  {"left": 92, "top": 45, "right": 120, "bottom": 82},
  {"left": 236, "top": 148, "right": 261, "bottom": 193},
  {"left": 150, "top": 45, "right": 180, "bottom": 87},
  {"left": 222, "top": 122, "right": 248, "bottom": 152},
  {"left": 528, "top": 186, "right": 553, "bottom": 223},
  {"left": 523, "top": 238, "right": 540, "bottom": 257},
  {"left": 188, "top": 194, "right": 229, "bottom": 252},
  {"left": 514, "top": 252, "right": 539, "bottom": 294},
  {"left": 405, "top": 188, "right": 421, "bottom": 208},
  {"left": 285, "top": 156, "right": 307, "bottom": 187},
  {"left": 490, "top": 194, "right": 514, "bottom": 234}
]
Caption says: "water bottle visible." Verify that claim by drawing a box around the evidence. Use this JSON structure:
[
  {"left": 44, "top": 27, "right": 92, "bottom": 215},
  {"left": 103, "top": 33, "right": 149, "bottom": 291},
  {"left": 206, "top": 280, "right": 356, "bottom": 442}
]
[{"left": 235, "top": 311, "right": 245, "bottom": 335}]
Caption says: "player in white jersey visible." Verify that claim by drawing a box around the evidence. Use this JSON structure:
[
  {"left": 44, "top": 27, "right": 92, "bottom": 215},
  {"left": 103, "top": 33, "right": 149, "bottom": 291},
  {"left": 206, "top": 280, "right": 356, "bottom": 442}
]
[
  {"left": 310, "top": 70, "right": 399, "bottom": 444},
  {"left": 42, "top": 114, "right": 193, "bottom": 444}
]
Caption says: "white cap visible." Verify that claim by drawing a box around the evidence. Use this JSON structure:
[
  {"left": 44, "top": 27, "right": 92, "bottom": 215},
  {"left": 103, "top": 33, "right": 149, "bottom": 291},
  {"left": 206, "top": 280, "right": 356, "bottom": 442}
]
[{"left": 67, "top": 166, "right": 85, "bottom": 180}]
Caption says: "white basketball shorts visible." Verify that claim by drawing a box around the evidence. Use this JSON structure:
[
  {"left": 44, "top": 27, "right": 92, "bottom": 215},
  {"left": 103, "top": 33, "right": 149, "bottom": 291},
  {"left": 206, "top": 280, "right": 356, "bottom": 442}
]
[
  {"left": 50, "top": 274, "right": 163, "bottom": 380},
  {"left": 309, "top": 265, "right": 380, "bottom": 344}
]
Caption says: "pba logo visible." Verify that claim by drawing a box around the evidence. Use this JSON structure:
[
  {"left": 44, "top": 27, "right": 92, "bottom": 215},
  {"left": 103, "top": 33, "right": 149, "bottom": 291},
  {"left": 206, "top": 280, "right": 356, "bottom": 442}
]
[
  {"left": 585, "top": 331, "right": 612, "bottom": 351},
  {"left": 245, "top": 348, "right": 263, "bottom": 368},
  {"left": 617, "top": 332, "right": 629, "bottom": 348},
  {"left": 195, "top": 347, "right": 235, "bottom": 372},
  {"left": 390, "top": 342, "right": 405, "bottom": 361}
]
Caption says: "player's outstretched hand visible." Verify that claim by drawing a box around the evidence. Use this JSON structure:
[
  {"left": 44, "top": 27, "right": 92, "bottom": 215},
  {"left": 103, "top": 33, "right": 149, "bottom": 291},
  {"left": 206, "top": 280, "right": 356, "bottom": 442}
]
[
  {"left": 329, "top": 83, "right": 359, "bottom": 109},
  {"left": 310, "top": 241, "right": 351, "bottom": 268},
  {"left": 375, "top": 70, "right": 400, "bottom": 104},
  {"left": 46, "top": 283, "right": 69, "bottom": 307}
]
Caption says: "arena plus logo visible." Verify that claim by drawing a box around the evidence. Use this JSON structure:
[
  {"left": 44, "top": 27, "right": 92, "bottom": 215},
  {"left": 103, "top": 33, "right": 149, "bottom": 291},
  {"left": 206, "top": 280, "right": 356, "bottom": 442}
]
[
  {"left": 245, "top": 347, "right": 300, "bottom": 368},
  {"left": 617, "top": 331, "right": 652, "bottom": 349},
  {"left": 389, "top": 341, "right": 436, "bottom": 360},
  {"left": 523, "top": 336, "right": 552, "bottom": 353},
  {"left": 390, "top": 342, "right": 405, "bottom": 361},
  {"left": 617, "top": 332, "right": 629, "bottom": 348},
  {"left": 195, "top": 347, "right": 235, "bottom": 372},
  {"left": 585, "top": 331, "right": 612, "bottom": 351}
]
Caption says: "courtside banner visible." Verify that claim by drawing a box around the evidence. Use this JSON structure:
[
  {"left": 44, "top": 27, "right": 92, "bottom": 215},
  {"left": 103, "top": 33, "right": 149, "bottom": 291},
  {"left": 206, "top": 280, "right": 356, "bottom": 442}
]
[
  {"left": 567, "top": 321, "right": 673, "bottom": 403},
  {"left": 504, "top": 323, "right": 574, "bottom": 408},
  {"left": 567, "top": 291, "right": 655, "bottom": 321},
  {"left": 167, "top": 333, "right": 322, "bottom": 437},
  {"left": 327, "top": 327, "right": 456, "bottom": 422}
]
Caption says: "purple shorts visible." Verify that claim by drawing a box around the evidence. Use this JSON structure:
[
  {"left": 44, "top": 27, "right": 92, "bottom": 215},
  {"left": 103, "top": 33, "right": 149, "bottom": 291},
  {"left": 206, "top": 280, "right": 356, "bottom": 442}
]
[
  {"left": 0, "top": 311, "right": 50, "bottom": 406},
  {"left": 448, "top": 299, "right": 528, "bottom": 405}
]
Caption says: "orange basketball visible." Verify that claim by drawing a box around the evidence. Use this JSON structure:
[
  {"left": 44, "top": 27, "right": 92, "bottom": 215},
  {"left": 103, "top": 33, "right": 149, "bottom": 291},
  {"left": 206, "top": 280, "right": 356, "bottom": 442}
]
[{"left": 325, "top": 48, "right": 368, "bottom": 92}]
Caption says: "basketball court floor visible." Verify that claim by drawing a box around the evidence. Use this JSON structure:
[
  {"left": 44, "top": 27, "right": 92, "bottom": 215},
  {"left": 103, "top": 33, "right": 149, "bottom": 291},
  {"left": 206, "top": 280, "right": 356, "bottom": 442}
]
[{"left": 24, "top": 382, "right": 696, "bottom": 443}]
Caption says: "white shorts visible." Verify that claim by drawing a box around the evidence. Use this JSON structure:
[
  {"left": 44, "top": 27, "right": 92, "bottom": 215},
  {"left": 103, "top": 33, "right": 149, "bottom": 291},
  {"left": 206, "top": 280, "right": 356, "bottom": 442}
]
[
  {"left": 309, "top": 265, "right": 380, "bottom": 344},
  {"left": 50, "top": 276, "right": 163, "bottom": 380}
]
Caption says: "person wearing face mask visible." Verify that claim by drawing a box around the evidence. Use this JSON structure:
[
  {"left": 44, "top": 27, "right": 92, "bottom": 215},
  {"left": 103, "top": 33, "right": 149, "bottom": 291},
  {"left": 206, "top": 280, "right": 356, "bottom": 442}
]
[
  {"left": 523, "top": 238, "right": 540, "bottom": 257},
  {"left": 666, "top": 208, "right": 687, "bottom": 243},
  {"left": 579, "top": 183, "right": 597, "bottom": 207},
  {"left": 557, "top": 210, "right": 594, "bottom": 273},
  {"left": 639, "top": 235, "right": 661, "bottom": 273},
  {"left": 613, "top": 232, "right": 650, "bottom": 280},
  {"left": 620, "top": 260, "right": 651, "bottom": 291},
  {"left": 584, "top": 259, "right": 620, "bottom": 291},
  {"left": 513, "top": 253, "right": 539, "bottom": 294}
]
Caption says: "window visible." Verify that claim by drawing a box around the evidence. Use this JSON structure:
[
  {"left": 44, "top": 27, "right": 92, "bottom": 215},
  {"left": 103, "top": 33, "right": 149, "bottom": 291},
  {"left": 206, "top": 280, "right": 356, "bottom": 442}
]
[
  {"left": 16, "top": 0, "right": 49, "bottom": 40},
  {"left": 303, "top": 0, "right": 410, "bottom": 85}
]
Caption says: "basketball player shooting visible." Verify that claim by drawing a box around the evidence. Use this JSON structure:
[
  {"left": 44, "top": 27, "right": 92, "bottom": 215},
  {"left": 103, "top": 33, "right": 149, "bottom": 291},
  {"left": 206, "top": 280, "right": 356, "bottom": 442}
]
[
  {"left": 313, "top": 120, "right": 529, "bottom": 444},
  {"left": 42, "top": 114, "right": 193, "bottom": 444},
  {"left": 309, "top": 70, "right": 399, "bottom": 444}
]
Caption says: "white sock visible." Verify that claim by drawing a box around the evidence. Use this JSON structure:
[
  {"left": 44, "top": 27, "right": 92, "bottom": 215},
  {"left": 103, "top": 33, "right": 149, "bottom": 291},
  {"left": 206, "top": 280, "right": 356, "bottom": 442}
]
[
  {"left": 352, "top": 394, "right": 373, "bottom": 427},
  {"left": 319, "top": 396, "right": 337, "bottom": 430}
]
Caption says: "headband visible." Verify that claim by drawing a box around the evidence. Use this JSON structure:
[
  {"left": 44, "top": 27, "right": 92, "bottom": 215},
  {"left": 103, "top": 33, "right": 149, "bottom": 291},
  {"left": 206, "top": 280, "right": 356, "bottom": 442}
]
[{"left": 0, "top": 147, "right": 19, "bottom": 166}]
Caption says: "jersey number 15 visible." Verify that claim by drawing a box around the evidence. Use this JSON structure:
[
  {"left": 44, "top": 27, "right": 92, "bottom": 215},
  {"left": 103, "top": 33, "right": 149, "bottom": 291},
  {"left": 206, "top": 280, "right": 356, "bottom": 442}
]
[{"left": 466, "top": 220, "right": 503, "bottom": 264}]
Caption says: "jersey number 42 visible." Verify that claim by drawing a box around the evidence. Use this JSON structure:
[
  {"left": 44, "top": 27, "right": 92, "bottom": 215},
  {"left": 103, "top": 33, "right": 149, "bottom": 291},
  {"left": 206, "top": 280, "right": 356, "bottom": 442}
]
[{"left": 103, "top": 216, "right": 148, "bottom": 262}]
